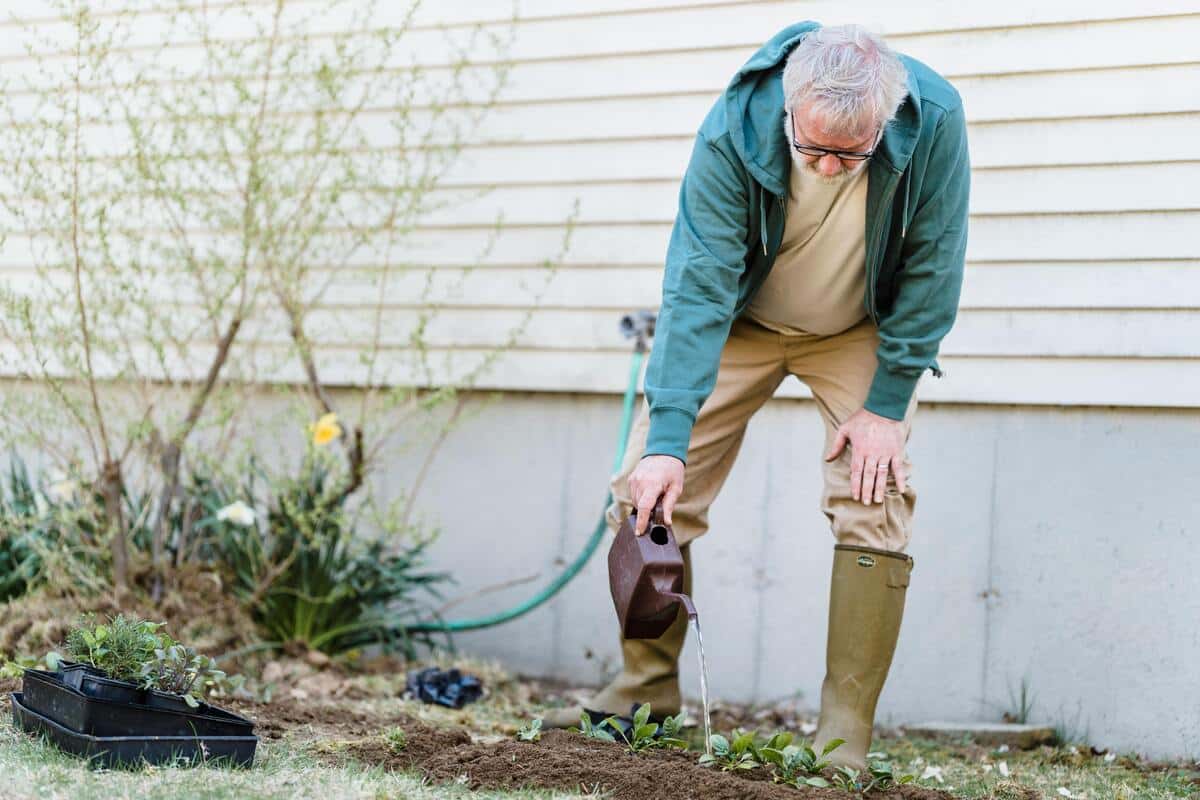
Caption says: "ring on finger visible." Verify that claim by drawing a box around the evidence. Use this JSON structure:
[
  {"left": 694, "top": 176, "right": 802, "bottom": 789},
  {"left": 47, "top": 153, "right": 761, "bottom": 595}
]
[{"left": 875, "top": 463, "right": 889, "bottom": 471}]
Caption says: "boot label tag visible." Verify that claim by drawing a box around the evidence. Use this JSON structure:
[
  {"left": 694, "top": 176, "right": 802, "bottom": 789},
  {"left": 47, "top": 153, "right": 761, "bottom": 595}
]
[{"left": 856, "top": 555, "right": 876, "bottom": 568}]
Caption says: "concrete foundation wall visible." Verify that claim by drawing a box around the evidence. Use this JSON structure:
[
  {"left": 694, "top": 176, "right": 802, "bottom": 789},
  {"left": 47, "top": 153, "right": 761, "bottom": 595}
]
[{"left": 402, "top": 389, "right": 1200, "bottom": 760}]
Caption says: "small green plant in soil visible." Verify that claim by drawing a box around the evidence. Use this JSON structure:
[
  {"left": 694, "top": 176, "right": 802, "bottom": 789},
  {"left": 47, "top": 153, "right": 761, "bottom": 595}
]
[
  {"left": 383, "top": 727, "right": 408, "bottom": 753},
  {"left": 614, "top": 704, "right": 687, "bottom": 753},
  {"left": 761, "top": 737, "right": 845, "bottom": 788},
  {"left": 571, "top": 710, "right": 618, "bottom": 743},
  {"left": 862, "top": 759, "right": 916, "bottom": 792},
  {"left": 700, "top": 728, "right": 769, "bottom": 771},
  {"left": 830, "top": 760, "right": 916, "bottom": 795},
  {"left": 570, "top": 704, "right": 686, "bottom": 754},
  {"left": 516, "top": 718, "right": 543, "bottom": 742}
]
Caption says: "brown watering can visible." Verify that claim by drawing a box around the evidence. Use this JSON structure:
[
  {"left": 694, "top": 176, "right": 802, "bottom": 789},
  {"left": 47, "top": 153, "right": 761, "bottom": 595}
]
[{"left": 608, "top": 500, "right": 697, "bottom": 639}]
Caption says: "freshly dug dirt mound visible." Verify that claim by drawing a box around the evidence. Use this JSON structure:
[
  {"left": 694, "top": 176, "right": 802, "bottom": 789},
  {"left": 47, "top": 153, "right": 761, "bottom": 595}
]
[
  {"left": 225, "top": 696, "right": 418, "bottom": 741},
  {"left": 341, "top": 724, "right": 956, "bottom": 800}
]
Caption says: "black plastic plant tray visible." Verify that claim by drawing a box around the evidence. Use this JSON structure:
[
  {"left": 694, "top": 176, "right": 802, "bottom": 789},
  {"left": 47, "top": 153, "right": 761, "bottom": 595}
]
[
  {"left": 10, "top": 693, "right": 257, "bottom": 769},
  {"left": 59, "top": 663, "right": 193, "bottom": 713},
  {"left": 22, "top": 670, "right": 254, "bottom": 738}
]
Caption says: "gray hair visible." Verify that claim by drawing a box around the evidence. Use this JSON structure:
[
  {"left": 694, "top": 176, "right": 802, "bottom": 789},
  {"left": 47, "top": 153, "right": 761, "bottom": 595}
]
[{"left": 782, "top": 25, "right": 909, "bottom": 138}]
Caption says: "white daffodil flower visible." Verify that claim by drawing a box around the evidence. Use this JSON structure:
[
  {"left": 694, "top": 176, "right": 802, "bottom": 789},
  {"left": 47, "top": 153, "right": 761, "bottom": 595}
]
[
  {"left": 920, "top": 765, "right": 944, "bottom": 783},
  {"left": 216, "top": 500, "right": 257, "bottom": 527},
  {"left": 46, "top": 469, "right": 78, "bottom": 503}
]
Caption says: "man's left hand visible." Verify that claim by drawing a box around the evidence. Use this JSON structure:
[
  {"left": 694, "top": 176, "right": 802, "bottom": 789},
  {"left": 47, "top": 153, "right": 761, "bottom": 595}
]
[{"left": 824, "top": 408, "right": 908, "bottom": 505}]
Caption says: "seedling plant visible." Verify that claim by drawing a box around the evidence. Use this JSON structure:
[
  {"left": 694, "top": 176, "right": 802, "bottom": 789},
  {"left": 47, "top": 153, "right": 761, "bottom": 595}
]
[
  {"left": 516, "top": 718, "right": 543, "bottom": 742},
  {"left": 699, "top": 727, "right": 791, "bottom": 771},
  {"left": 570, "top": 704, "right": 686, "bottom": 754},
  {"left": 831, "top": 760, "right": 917, "bottom": 794},
  {"left": 761, "top": 737, "right": 846, "bottom": 788}
]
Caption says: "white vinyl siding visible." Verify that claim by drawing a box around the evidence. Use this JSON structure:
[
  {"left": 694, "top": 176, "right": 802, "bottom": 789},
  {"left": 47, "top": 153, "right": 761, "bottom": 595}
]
[{"left": 1, "top": 1, "right": 1198, "bottom": 407}]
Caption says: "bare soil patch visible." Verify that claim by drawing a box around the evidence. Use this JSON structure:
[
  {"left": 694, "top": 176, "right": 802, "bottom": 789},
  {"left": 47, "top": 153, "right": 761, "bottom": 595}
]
[
  {"left": 334, "top": 720, "right": 959, "bottom": 800},
  {"left": 224, "top": 695, "right": 417, "bottom": 741}
]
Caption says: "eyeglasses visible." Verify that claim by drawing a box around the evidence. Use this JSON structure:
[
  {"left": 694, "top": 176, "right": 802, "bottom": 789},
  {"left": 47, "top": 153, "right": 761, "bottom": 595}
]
[{"left": 789, "top": 110, "right": 881, "bottom": 163}]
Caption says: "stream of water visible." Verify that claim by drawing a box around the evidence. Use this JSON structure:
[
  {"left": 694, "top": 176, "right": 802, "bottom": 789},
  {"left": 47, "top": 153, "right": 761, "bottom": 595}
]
[{"left": 688, "top": 614, "right": 712, "bottom": 758}]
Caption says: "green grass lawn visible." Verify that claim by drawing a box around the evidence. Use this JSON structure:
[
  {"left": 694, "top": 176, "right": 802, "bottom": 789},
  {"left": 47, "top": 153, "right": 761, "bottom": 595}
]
[
  {"left": 861, "top": 733, "right": 1200, "bottom": 800},
  {"left": 0, "top": 716, "right": 591, "bottom": 800},
  {"left": 2, "top": 657, "right": 1197, "bottom": 800}
]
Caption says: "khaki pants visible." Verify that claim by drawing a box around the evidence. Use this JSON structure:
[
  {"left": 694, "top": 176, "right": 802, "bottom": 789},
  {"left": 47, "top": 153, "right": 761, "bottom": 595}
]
[
  {"left": 566, "top": 314, "right": 920, "bottom": 722},
  {"left": 607, "top": 314, "right": 918, "bottom": 551}
]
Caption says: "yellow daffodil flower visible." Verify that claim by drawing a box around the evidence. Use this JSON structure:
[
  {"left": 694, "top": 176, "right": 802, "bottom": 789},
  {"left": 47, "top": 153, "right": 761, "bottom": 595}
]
[{"left": 309, "top": 412, "right": 343, "bottom": 446}]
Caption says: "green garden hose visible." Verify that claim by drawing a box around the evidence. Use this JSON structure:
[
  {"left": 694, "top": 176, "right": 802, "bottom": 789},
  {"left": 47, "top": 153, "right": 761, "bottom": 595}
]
[{"left": 406, "top": 344, "right": 645, "bottom": 633}]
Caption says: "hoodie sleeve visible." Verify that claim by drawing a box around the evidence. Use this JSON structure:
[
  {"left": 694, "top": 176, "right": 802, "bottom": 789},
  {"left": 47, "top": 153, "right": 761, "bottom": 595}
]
[
  {"left": 642, "top": 132, "right": 749, "bottom": 464},
  {"left": 865, "top": 101, "right": 970, "bottom": 420}
]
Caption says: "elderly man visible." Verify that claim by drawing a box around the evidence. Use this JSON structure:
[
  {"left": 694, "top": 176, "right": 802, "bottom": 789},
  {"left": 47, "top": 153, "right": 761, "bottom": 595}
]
[{"left": 545, "top": 22, "right": 969, "bottom": 769}]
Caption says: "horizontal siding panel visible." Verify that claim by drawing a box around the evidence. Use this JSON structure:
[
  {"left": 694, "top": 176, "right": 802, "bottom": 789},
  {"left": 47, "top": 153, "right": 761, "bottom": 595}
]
[
  {"left": 4, "top": 260, "right": 1196, "bottom": 312},
  {"left": 5, "top": 113, "right": 1198, "bottom": 197},
  {"left": 8, "top": 2, "right": 1200, "bottom": 74},
  {"left": 5, "top": 213, "right": 1200, "bottom": 270},
  {"left": 6, "top": 338, "right": 1194, "bottom": 408},
  {"left": 962, "top": 263, "right": 1200, "bottom": 309},
  {"left": 445, "top": 114, "right": 1200, "bottom": 180},
  {"left": 18, "top": 302, "right": 1191, "bottom": 359},
  {"left": 4, "top": 160, "right": 1195, "bottom": 228},
  {"left": 220, "top": 307, "right": 1200, "bottom": 359},
  {"left": 409, "top": 165, "right": 1200, "bottom": 224},
  {"left": 236, "top": 347, "right": 1200, "bottom": 409},
  {"left": 9, "top": 88, "right": 1197, "bottom": 175}
]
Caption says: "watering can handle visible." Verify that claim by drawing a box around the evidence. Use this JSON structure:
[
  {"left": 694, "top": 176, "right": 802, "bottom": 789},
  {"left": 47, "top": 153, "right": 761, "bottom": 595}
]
[
  {"left": 652, "top": 500, "right": 667, "bottom": 528},
  {"left": 627, "top": 497, "right": 668, "bottom": 530}
]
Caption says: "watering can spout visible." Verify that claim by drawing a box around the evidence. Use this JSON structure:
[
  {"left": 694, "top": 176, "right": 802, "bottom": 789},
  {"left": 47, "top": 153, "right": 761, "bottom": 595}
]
[{"left": 607, "top": 500, "right": 698, "bottom": 638}]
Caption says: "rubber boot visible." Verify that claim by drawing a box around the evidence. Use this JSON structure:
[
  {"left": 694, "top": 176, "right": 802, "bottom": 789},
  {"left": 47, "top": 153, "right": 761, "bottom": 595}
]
[
  {"left": 812, "top": 544, "right": 913, "bottom": 770},
  {"left": 543, "top": 544, "right": 692, "bottom": 729}
]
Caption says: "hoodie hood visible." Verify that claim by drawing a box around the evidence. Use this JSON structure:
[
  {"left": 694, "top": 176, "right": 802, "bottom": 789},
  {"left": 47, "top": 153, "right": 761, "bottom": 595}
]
[{"left": 722, "top": 20, "right": 924, "bottom": 197}]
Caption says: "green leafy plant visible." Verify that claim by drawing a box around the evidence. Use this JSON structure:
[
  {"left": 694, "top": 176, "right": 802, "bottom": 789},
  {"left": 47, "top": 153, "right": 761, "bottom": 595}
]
[
  {"left": 136, "top": 641, "right": 241, "bottom": 709},
  {"left": 1, "top": 652, "right": 63, "bottom": 680},
  {"left": 516, "top": 718, "right": 543, "bottom": 743},
  {"left": 64, "top": 614, "right": 163, "bottom": 681},
  {"left": 758, "top": 738, "right": 844, "bottom": 786},
  {"left": 200, "top": 452, "right": 450, "bottom": 657},
  {"left": 571, "top": 711, "right": 617, "bottom": 743},
  {"left": 832, "top": 764, "right": 861, "bottom": 791},
  {"left": 384, "top": 727, "right": 408, "bottom": 753},
  {"left": 614, "top": 704, "right": 687, "bottom": 754},
  {"left": 699, "top": 728, "right": 764, "bottom": 771},
  {"left": 61, "top": 614, "right": 239, "bottom": 707},
  {"left": 0, "top": 458, "right": 42, "bottom": 602},
  {"left": 571, "top": 704, "right": 686, "bottom": 754},
  {"left": 862, "top": 760, "right": 916, "bottom": 793},
  {"left": 760, "top": 736, "right": 845, "bottom": 787}
]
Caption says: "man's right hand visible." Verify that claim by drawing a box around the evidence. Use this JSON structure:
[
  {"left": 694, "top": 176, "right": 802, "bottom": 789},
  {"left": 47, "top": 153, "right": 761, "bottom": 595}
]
[{"left": 628, "top": 454, "right": 685, "bottom": 536}]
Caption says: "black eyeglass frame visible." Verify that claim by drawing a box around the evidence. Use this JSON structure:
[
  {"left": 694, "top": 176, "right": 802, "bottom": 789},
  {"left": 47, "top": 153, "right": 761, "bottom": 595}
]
[{"left": 788, "top": 110, "right": 883, "bottom": 163}]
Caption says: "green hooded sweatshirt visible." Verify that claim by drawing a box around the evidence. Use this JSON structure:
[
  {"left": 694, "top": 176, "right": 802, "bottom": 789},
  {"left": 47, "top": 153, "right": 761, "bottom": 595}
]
[{"left": 643, "top": 21, "right": 971, "bottom": 463}]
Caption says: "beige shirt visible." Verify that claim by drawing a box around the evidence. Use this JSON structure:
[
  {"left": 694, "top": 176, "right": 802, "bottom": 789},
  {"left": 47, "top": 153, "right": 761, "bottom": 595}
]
[{"left": 743, "top": 159, "right": 869, "bottom": 336}]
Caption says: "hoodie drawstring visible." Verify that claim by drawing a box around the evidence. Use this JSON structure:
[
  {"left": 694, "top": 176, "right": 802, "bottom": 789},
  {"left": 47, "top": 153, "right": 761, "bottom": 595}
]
[
  {"left": 901, "top": 169, "right": 910, "bottom": 240},
  {"left": 759, "top": 185, "right": 768, "bottom": 255}
]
